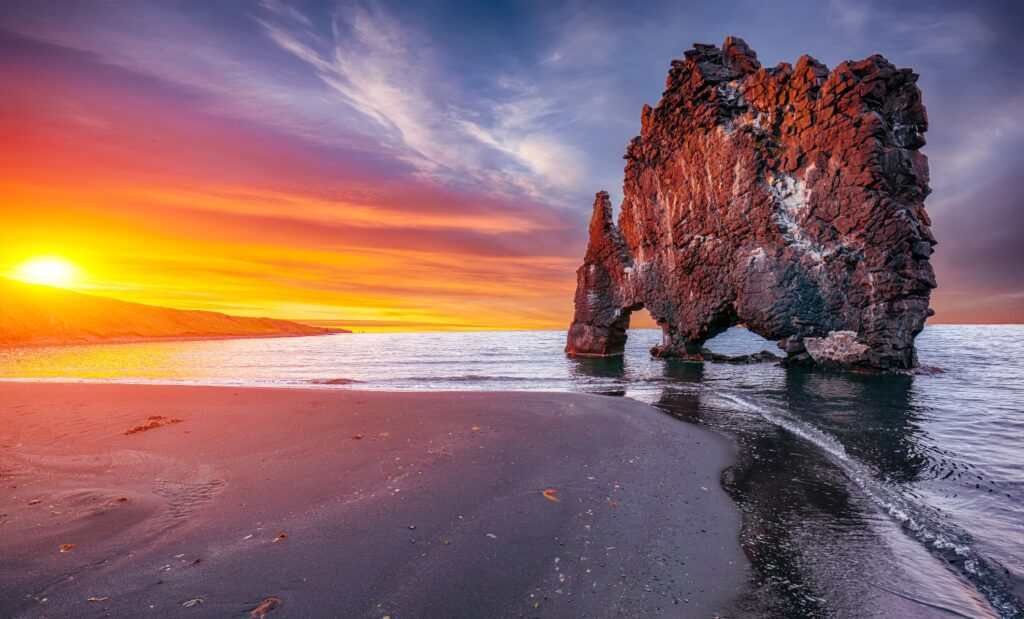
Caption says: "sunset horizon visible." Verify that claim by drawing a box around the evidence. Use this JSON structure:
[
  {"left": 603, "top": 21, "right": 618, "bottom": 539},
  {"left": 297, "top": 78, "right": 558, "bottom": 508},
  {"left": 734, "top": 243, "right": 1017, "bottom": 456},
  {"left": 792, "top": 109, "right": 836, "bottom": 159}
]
[
  {"left": 2, "top": 2, "right": 1022, "bottom": 618},
  {"left": 3, "top": 1, "right": 1022, "bottom": 329}
]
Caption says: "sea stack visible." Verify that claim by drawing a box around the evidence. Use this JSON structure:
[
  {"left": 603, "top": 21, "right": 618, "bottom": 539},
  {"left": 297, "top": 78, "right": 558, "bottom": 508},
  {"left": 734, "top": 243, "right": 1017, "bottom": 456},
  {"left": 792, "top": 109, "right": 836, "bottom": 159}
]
[{"left": 566, "top": 37, "right": 935, "bottom": 370}]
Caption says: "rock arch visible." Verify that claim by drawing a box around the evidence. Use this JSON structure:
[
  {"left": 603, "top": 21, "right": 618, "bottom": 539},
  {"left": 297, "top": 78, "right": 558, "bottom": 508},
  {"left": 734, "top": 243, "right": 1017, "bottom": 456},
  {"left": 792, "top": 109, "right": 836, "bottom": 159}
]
[{"left": 566, "top": 37, "right": 936, "bottom": 370}]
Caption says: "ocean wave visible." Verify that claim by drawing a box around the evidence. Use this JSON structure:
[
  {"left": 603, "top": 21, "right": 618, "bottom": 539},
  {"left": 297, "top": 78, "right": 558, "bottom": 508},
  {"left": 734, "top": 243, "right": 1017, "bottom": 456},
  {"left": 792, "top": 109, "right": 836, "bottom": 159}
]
[{"left": 395, "top": 375, "right": 551, "bottom": 383}]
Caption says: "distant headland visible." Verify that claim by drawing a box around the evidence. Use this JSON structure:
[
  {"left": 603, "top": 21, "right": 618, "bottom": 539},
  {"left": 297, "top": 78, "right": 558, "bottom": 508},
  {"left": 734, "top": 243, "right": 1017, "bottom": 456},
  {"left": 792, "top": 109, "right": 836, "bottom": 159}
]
[{"left": 0, "top": 278, "right": 347, "bottom": 346}]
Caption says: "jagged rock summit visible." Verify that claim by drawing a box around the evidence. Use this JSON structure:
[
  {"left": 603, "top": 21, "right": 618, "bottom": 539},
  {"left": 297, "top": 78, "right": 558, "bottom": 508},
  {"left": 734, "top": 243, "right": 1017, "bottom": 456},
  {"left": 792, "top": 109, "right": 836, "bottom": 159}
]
[{"left": 566, "top": 37, "right": 935, "bottom": 370}]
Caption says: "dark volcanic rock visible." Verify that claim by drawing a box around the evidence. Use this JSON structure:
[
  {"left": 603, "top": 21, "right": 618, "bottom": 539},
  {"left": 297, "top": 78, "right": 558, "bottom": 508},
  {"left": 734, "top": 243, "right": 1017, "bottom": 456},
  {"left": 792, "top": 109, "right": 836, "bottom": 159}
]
[{"left": 566, "top": 37, "right": 936, "bottom": 370}]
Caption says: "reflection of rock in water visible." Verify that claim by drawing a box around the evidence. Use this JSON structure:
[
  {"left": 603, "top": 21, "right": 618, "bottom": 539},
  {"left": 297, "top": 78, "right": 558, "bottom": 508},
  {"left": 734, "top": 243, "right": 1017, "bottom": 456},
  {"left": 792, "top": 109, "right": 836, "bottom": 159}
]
[
  {"left": 653, "top": 368, "right": 994, "bottom": 617},
  {"left": 662, "top": 360, "right": 705, "bottom": 383},
  {"left": 568, "top": 356, "right": 626, "bottom": 396},
  {"left": 569, "top": 356, "right": 625, "bottom": 380},
  {"left": 780, "top": 369, "right": 926, "bottom": 484},
  {"left": 654, "top": 361, "right": 705, "bottom": 423}
]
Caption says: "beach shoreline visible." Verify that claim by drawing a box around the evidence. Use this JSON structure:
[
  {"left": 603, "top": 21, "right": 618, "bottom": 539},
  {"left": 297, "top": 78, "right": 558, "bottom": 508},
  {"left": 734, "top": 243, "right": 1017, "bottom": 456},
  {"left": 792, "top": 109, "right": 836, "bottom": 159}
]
[{"left": 0, "top": 383, "right": 748, "bottom": 617}]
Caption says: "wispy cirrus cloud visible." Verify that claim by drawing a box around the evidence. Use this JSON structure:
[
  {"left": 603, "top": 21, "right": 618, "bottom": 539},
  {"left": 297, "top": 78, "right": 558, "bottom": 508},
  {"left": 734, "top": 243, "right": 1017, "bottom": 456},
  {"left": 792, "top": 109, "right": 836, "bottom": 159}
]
[
  {"left": 827, "top": 0, "right": 993, "bottom": 56},
  {"left": 254, "top": 2, "right": 586, "bottom": 203},
  {"left": 0, "top": 0, "right": 608, "bottom": 209},
  {"left": 0, "top": 1, "right": 382, "bottom": 154}
]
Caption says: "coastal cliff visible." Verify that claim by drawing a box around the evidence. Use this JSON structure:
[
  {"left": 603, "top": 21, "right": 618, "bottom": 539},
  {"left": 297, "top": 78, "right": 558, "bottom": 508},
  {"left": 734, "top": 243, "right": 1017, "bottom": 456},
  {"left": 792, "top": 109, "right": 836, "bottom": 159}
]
[{"left": 567, "top": 37, "right": 935, "bottom": 370}]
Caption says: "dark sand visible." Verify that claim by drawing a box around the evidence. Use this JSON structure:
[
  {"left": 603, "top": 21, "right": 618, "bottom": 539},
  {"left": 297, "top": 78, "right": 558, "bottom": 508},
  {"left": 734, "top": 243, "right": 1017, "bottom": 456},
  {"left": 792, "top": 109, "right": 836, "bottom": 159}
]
[{"left": 0, "top": 384, "right": 747, "bottom": 617}]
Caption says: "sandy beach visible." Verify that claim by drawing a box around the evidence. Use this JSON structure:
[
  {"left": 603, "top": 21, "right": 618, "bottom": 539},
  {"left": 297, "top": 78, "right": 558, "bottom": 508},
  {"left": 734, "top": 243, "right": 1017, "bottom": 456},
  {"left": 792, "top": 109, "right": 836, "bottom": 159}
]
[{"left": 0, "top": 383, "right": 747, "bottom": 617}]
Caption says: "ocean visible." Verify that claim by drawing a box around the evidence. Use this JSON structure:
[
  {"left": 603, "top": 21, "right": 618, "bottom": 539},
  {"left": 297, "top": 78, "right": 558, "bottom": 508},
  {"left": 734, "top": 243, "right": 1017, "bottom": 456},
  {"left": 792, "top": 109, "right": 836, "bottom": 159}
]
[{"left": 1, "top": 325, "right": 1021, "bottom": 617}]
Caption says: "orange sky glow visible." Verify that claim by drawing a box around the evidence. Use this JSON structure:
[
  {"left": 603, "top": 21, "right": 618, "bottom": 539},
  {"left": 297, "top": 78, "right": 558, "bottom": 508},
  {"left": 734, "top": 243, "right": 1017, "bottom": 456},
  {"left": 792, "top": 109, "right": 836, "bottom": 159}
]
[
  {"left": 0, "top": 39, "right": 603, "bottom": 331},
  {"left": 3, "top": 2, "right": 1021, "bottom": 329}
]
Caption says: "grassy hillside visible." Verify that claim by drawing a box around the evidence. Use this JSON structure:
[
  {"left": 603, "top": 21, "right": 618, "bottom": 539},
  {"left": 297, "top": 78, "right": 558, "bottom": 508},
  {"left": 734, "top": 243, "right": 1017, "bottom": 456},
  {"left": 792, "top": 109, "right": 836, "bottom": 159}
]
[{"left": 0, "top": 278, "right": 346, "bottom": 346}]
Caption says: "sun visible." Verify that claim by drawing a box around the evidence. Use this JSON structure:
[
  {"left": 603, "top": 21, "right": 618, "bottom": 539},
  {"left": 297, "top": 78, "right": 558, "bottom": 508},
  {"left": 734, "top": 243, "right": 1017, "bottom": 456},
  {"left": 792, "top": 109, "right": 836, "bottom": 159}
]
[{"left": 11, "top": 256, "right": 82, "bottom": 288}]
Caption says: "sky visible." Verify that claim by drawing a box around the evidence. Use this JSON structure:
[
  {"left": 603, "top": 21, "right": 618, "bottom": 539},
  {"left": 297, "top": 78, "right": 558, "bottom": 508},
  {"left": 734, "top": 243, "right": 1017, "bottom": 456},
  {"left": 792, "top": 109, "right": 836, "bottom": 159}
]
[{"left": 1, "top": 0, "right": 1022, "bottom": 330}]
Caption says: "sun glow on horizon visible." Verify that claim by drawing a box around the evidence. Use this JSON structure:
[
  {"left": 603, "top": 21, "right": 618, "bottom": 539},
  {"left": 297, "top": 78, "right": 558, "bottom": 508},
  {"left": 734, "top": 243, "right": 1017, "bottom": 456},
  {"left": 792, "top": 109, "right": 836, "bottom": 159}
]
[{"left": 11, "top": 256, "right": 82, "bottom": 288}]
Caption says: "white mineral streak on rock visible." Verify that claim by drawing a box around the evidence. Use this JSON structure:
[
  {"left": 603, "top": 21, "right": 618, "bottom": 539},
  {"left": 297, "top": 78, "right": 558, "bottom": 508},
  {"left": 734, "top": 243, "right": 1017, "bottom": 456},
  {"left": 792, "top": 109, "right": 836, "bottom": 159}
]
[
  {"left": 767, "top": 172, "right": 833, "bottom": 261},
  {"left": 748, "top": 247, "right": 769, "bottom": 268}
]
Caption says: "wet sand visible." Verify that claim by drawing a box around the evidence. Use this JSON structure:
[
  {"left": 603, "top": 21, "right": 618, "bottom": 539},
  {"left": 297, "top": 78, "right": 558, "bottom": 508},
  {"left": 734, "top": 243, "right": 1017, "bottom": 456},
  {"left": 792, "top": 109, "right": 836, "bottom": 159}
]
[{"left": 0, "top": 383, "right": 747, "bottom": 617}]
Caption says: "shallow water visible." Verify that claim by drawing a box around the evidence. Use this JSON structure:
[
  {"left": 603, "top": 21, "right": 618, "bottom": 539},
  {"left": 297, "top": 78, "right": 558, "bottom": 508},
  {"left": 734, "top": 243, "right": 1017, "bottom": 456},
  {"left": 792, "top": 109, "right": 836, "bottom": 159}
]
[{"left": 1, "top": 325, "right": 1022, "bottom": 617}]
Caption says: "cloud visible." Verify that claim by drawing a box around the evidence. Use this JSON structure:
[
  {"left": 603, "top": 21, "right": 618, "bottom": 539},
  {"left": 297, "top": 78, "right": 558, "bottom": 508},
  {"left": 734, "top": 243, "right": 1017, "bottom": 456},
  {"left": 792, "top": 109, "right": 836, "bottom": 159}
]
[
  {"left": 826, "top": 0, "right": 992, "bottom": 56},
  {"left": 891, "top": 9, "right": 993, "bottom": 56},
  {"left": 254, "top": 2, "right": 587, "bottom": 204},
  {"left": 827, "top": 0, "right": 872, "bottom": 36},
  {"left": 0, "top": 1, "right": 380, "bottom": 153},
  {"left": 0, "top": 0, "right": 611, "bottom": 211},
  {"left": 927, "top": 100, "right": 1024, "bottom": 206},
  {"left": 539, "top": 7, "right": 617, "bottom": 68}
]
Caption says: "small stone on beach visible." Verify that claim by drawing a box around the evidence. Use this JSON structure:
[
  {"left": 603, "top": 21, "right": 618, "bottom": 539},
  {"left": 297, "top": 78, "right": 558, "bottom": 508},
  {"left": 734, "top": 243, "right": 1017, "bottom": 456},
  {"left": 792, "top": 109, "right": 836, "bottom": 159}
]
[
  {"left": 249, "top": 597, "right": 282, "bottom": 617},
  {"left": 124, "top": 416, "right": 182, "bottom": 435}
]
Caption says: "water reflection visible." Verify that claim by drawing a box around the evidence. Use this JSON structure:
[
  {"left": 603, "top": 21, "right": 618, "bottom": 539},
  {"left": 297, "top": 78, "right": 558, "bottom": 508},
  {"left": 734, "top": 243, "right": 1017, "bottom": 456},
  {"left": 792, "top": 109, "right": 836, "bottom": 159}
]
[
  {"left": 567, "top": 356, "right": 625, "bottom": 380},
  {"left": 661, "top": 359, "right": 705, "bottom": 383},
  {"left": 779, "top": 370, "right": 927, "bottom": 484},
  {"left": 567, "top": 356, "right": 627, "bottom": 395},
  {"left": 652, "top": 367, "right": 1000, "bottom": 618},
  {"left": 654, "top": 360, "right": 704, "bottom": 423}
]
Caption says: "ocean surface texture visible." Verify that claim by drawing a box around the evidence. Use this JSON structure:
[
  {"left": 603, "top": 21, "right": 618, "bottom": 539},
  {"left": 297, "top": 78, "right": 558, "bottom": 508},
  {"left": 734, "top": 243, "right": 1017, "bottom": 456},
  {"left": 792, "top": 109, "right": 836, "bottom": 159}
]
[{"left": 2, "top": 325, "right": 1022, "bottom": 617}]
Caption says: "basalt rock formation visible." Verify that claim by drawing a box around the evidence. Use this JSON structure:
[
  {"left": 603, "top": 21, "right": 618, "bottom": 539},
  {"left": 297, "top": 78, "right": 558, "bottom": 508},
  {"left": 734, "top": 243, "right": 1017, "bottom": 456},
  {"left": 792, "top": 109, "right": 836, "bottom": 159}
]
[{"left": 566, "top": 37, "right": 935, "bottom": 370}]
